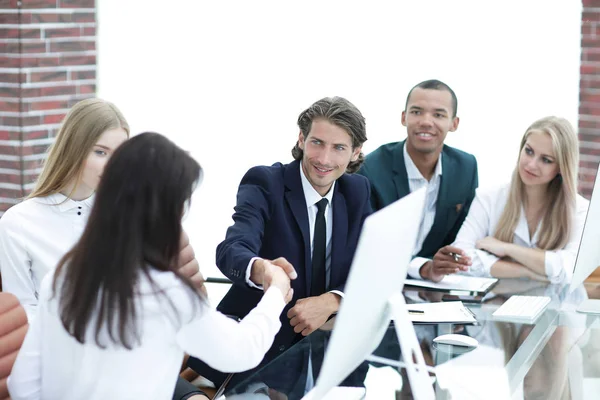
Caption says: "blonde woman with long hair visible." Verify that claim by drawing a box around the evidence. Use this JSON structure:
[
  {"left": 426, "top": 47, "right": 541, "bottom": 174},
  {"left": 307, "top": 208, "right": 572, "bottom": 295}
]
[
  {"left": 438, "top": 116, "right": 588, "bottom": 283},
  {"left": 0, "top": 99, "right": 130, "bottom": 320}
]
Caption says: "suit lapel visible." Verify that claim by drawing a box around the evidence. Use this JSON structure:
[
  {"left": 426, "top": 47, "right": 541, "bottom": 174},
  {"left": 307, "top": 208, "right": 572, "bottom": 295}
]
[
  {"left": 392, "top": 140, "right": 411, "bottom": 199},
  {"left": 330, "top": 185, "right": 347, "bottom": 289},
  {"left": 284, "top": 161, "right": 312, "bottom": 292}
]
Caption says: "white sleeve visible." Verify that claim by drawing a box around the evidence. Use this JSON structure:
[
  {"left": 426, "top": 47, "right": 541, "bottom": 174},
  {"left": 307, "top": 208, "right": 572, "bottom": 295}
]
[
  {"left": 0, "top": 211, "right": 38, "bottom": 320},
  {"left": 176, "top": 286, "right": 285, "bottom": 372},
  {"left": 245, "top": 256, "right": 264, "bottom": 290},
  {"left": 7, "top": 276, "right": 48, "bottom": 400},
  {"left": 451, "top": 191, "right": 499, "bottom": 278},
  {"left": 406, "top": 257, "right": 430, "bottom": 279},
  {"left": 543, "top": 198, "right": 589, "bottom": 284}
]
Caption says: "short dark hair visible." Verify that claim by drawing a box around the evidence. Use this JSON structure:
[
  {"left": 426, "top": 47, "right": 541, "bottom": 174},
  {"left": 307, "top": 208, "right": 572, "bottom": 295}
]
[
  {"left": 54, "top": 132, "right": 203, "bottom": 349},
  {"left": 405, "top": 79, "right": 458, "bottom": 118},
  {"left": 291, "top": 96, "right": 367, "bottom": 173}
]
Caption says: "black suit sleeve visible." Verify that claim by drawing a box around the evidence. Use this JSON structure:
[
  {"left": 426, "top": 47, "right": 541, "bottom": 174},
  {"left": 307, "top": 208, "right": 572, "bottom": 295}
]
[
  {"left": 328, "top": 176, "right": 373, "bottom": 294},
  {"left": 216, "top": 167, "right": 272, "bottom": 287}
]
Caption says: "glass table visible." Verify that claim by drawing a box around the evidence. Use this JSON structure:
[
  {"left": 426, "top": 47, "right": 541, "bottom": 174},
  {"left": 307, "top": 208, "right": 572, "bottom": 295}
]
[{"left": 223, "top": 279, "right": 600, "bottom": 399}]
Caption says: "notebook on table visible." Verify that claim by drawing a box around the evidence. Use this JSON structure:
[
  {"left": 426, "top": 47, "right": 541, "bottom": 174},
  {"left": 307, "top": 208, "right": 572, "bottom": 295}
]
[
  {"left": 405, "top": 275, "right": 498, "bottom": 296},
  {"left": 407, "top": 301, "right": 478, "bottom": 325}
]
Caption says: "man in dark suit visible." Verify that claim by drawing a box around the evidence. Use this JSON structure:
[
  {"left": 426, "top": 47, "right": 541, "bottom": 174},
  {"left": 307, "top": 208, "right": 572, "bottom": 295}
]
[
  {"left": 358, "top": 79, "right": 478, "bottom": 282},
  {"left": 187, "top": 96, "right": 372, "bottom": 391}
]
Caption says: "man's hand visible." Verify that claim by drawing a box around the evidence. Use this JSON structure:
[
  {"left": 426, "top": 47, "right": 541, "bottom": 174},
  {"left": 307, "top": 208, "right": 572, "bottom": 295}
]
[
  {"left": 250, "top": 257, "right": 297, "bottom": 286},
  {"left": 261, "top": 258, "right": 296, "bottom": 303},
  {"left": 287, "top": 293, "right": 340, "bottom": 336},
  {"left": 177, "top": 231, "right": 207, "bottom": 296},
  {"left": 420, "top": 245, "right": 472, "bottom": 283},
  {"left": 476, "top": 236, "right": 509, "bottom": 257}
]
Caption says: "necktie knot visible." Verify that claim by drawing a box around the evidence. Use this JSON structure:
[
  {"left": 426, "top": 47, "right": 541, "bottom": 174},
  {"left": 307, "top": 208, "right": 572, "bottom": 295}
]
[{"left": 316, "top": 198, "right": 328, "bottom": 214}]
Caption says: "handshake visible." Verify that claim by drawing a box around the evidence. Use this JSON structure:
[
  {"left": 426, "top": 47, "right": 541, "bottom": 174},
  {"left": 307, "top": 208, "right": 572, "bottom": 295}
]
[{"left": 251, "top": 257, "right": 297, "bottom": 304}]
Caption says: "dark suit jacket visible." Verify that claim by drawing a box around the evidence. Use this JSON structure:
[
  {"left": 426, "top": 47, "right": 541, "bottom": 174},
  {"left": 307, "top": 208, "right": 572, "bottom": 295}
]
[
  {"left": 216, "top": 159, "right": 372, "bottom": 361},
  {"left": 357, "top": 140, "right": 478, "bottom": 259}
]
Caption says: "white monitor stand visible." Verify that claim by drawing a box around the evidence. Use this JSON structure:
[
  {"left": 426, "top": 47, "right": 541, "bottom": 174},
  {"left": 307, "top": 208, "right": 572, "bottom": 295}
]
[
  {"left": 570, "top": 165, "right": 600, "bottom": 315},
  {"left": 302, "top": 188, "right": 435, "bottom": 400}
]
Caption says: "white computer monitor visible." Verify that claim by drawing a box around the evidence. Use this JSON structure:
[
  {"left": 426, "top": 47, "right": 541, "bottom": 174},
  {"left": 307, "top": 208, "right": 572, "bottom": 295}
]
[
  {"left": 303, "top": 187, "right": 429, "bottom": 400},
  {"left": 570, "top": 165, "right": 600, "bottom": 314}
]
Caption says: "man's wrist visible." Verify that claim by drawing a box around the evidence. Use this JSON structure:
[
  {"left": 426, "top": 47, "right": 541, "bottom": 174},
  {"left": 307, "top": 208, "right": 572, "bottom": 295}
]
[
  {"left": 419, "top": 261, "right": 432, "bottom": 280},
  {"left": 322, "top": 292, "right": 341, "bottom": 315},
  {"left": 249, "top": 258, "right": 264, "bottom": 285}
]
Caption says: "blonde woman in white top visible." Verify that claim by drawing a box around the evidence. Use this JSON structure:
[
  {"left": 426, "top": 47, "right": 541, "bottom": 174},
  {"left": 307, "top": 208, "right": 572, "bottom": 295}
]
[
  {"left": 434, "top": 116, "right": 588, "bottom": 284},
  {"left": 8, "top": 133, "right": 295, "bottom": 400},
  {"left": 0, "top": 99, "right": 130, "bottom": 320}
]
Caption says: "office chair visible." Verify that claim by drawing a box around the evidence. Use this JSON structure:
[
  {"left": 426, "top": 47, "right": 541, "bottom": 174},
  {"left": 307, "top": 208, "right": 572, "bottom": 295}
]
[{"left": 0, "top": 292, "right": 28, "bottom": 400}]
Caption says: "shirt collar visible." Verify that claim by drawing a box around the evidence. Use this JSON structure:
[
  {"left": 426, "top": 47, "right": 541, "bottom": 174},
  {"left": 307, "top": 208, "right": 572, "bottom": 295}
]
[
  {"left": 299, "top": 163, "right": 335, "bottom": 208},
  {"left": 34, "top": 192, "right": 95, "bottom": 212},
  {"left": 403, "top": 143, "right": 443, "bottom": 181}
]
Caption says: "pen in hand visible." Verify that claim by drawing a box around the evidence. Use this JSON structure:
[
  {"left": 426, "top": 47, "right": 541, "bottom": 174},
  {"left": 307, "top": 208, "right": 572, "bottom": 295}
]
[{"left": 449, "top": 252, "right": 462, "bottom": 262}]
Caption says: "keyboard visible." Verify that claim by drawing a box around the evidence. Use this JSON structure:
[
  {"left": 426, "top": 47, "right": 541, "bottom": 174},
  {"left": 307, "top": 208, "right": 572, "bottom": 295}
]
[{"left": 492, "top": 295, "right": 551, "bottom": 323}]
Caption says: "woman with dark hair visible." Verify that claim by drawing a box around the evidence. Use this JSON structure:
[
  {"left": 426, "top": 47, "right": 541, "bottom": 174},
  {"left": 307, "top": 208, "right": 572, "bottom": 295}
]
[
  {"left": 7, "top": 132, "right": 294, "bottom": 400},
  {"left": 0, "top": 98, "right": 205, "bottom": 322}
]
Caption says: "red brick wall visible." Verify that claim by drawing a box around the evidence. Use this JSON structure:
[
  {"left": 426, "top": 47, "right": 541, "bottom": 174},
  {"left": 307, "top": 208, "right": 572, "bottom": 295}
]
[
  {"left": 579, "top": 0, "right": 600, "bottom": 198},
  {"left": 0, "top": 0, "right": 96, "bottom": 216}
]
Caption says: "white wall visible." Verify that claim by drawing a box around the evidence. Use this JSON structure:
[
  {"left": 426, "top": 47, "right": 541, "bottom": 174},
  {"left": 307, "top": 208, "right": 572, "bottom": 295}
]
[{"left": 97, "top": 0, "right": 582, "bottom": 278}]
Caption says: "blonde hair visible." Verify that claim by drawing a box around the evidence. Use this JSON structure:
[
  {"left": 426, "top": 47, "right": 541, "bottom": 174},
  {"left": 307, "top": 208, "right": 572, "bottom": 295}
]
[
  {"left": 28, "top": 98, "right": 130, "bottom": 199},
  {"left": 494, "top": 116, "right": 579, "bottom": 250}
]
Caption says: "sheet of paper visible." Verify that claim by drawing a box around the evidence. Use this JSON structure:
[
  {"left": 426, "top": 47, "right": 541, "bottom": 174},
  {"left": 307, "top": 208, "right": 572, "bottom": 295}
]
[
  {"left": 405, "top": 275, "right": 497, "bottom": 294},
  {"left": 407, "top": 301, "right": 477, "bottom": 324}
]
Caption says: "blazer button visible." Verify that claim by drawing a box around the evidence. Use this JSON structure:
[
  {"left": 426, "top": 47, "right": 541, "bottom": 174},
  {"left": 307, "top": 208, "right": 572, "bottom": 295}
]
[{"left": 279, "top": 345, "right": 285, "bottom": 352}]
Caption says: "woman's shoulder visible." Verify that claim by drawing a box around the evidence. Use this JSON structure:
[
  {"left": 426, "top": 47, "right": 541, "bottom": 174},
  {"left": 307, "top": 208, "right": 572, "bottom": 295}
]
[
  {"left": 0, "top": 198, "right": 37, "bottom": 229},
  {"left": 0, "top": 195, "right": 64, "bottom": 231},
  {"left": 474, "top": 183, "right": 511, "bottom": 203}
]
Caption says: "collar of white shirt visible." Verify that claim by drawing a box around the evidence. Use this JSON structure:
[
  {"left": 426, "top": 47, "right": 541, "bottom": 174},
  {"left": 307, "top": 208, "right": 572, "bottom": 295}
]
[
  {"left": 33, "top": 192, "right": 95, "bottom": 212},
  {"left": 299, "top": 163, "right": 335, "bottom": 209},
  {"left": 403, "top": 143, "right": 443, "bottom": 182}
]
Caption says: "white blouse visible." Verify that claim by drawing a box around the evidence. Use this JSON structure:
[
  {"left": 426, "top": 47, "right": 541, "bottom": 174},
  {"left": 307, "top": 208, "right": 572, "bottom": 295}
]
[
  {"left": 452, "top": 185, "right": 589, "bottom": 284},
  {"left": 0, "top": 193, "right": 93, "bottom": 321},
  {"left": 8, "top": 269, "right": 285, "bottom": 400}
]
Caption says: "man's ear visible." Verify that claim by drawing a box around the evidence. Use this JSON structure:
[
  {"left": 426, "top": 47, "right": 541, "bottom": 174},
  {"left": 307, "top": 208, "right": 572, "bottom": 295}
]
[
  {"left": 298, "top": 131, "right": 305, "bottom": 150},
  {"left": 351, "top": 145, "right": 362, "bottom": 162},
  {"left": 401, "top": 111, "right": 407, "bottom": 127},
  {"left": 449, "top": 116, "right": 460, "bottom": 132}
]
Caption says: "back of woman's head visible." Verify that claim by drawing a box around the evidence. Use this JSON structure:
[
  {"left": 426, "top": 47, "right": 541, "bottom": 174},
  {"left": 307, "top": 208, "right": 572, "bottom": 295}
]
[
  {"left": 55, "top": 132, "right": 202, "bottom": 348},
  {"left": 29, "top": 98, "right": 130, "bottom": 198}
]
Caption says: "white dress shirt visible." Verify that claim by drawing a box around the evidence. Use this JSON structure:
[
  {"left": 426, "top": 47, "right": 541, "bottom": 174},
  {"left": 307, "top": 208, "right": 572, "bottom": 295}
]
[
  {"left": 0, "top": 193, "right": 94, "bottom": 321},
  {"left": 452, "top": 184, "right": 589, "bottom": 284},
  {"left": 403, "top": 145, "right": 443, "bottom": 279},
  {"left": 8, "top": 269, "right": 285, "bottom": 400},
  {"left": 245, "top": 166, "right": 343, "bottom": 298}
]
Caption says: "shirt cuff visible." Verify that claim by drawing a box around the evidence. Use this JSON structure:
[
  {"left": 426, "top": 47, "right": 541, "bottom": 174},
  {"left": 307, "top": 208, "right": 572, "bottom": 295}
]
[
  {"left": 245, "top": 257, "right": 264, "bottom": 290},
  {"left": 469, "top": 249, "right": 499, "bottom": 277},
  {"left": 407, "top": 257, "right": 430, "bottom": 279},
  {"left": 328, "top": 290, "right": 344, "bottom": 299},
  {"left": 544, "top": 250, "right": 569, "bottom": 284}
]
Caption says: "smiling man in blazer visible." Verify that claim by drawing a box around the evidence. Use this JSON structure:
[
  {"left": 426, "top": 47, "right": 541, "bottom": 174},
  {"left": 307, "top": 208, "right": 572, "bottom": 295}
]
[
  {"left": 358, "top": 79, "right": 478, "bottom": 282},
  {"left": 187, "top": 96, "right": 372, "bottom": 390}
]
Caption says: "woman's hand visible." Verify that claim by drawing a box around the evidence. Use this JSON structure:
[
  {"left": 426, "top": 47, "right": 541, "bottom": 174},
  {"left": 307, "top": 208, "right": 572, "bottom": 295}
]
[{"left": 476, "top": 236, "right": 509, "bottom": 257}]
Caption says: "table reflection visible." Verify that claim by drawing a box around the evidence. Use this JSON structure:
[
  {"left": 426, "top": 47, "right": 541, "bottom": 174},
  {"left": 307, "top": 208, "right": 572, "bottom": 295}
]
[{"left": 225, "top": 281, "right": 600, "bottom": 399}]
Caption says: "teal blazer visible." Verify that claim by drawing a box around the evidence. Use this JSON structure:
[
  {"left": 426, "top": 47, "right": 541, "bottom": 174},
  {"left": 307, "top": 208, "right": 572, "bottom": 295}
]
[{"left": 357, "top": 140, "right": 478, "bottom": 259}]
